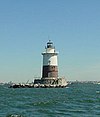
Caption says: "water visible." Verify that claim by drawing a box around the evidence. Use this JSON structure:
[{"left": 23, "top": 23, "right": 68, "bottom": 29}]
[{"left": 0, "top": 83, "right": 100, "bottom": 117}]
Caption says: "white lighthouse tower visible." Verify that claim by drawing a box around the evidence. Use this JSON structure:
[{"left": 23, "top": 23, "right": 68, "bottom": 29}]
[
  {"left": 42, "top": 40, "right": 58, "bottom": 80},
  {"left": 33, "top": 40, "right": 67, "bottom": 87}
]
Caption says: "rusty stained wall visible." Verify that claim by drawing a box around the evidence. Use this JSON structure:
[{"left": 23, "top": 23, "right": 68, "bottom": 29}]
[{"left": 42, "top": 65, "right": 58, "bottom": 78}]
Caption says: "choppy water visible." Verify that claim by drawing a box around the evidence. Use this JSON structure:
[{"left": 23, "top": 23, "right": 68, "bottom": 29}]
[{"left": 0, "top": 82, "right": 100, "bottom": 117}]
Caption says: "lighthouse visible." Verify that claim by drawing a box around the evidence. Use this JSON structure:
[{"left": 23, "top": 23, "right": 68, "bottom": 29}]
[
  {"left": 42, "top": 40, "right": 58, "bottom": 79},
  {"left": 33, "top": 40, "right": 67, "bottom": 87}
]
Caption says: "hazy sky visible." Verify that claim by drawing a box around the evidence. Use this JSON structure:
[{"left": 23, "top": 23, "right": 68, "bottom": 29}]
[{"left": 0, "top": 0, "right": 100, "bottom": 82}]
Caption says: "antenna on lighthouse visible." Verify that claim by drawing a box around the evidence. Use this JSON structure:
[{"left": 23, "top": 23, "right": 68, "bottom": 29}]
[{"left": 48, "top": 35, "right": 50, "bottom": 40}]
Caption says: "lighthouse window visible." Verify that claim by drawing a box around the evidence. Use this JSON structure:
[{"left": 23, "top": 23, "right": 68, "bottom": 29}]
[
  {"left": 47, "top": 40, "right": 53, "bottom": 48},
  {"left": 47, "top": 44, "right": 52, "bottom": 48},
  {"left": 48, "top": 60, "right": 51, "bottom": 65}
]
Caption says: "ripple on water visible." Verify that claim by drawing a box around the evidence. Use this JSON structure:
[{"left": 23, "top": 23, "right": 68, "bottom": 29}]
[{"left": 6, "top": 114, "right": 25, "bottom": 117}]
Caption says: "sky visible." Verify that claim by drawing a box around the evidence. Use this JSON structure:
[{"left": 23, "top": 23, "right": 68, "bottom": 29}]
[{"left": 0, "top": 0, "right": 100, "bottom": 83}]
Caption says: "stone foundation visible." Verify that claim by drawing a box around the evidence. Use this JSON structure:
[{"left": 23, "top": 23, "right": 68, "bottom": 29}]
[
  {"left": 34, "top": 77, "right": 67, "bottom": 87},
  {"left": 9, "top": 78, "right": 68, "bottom": 88}
]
